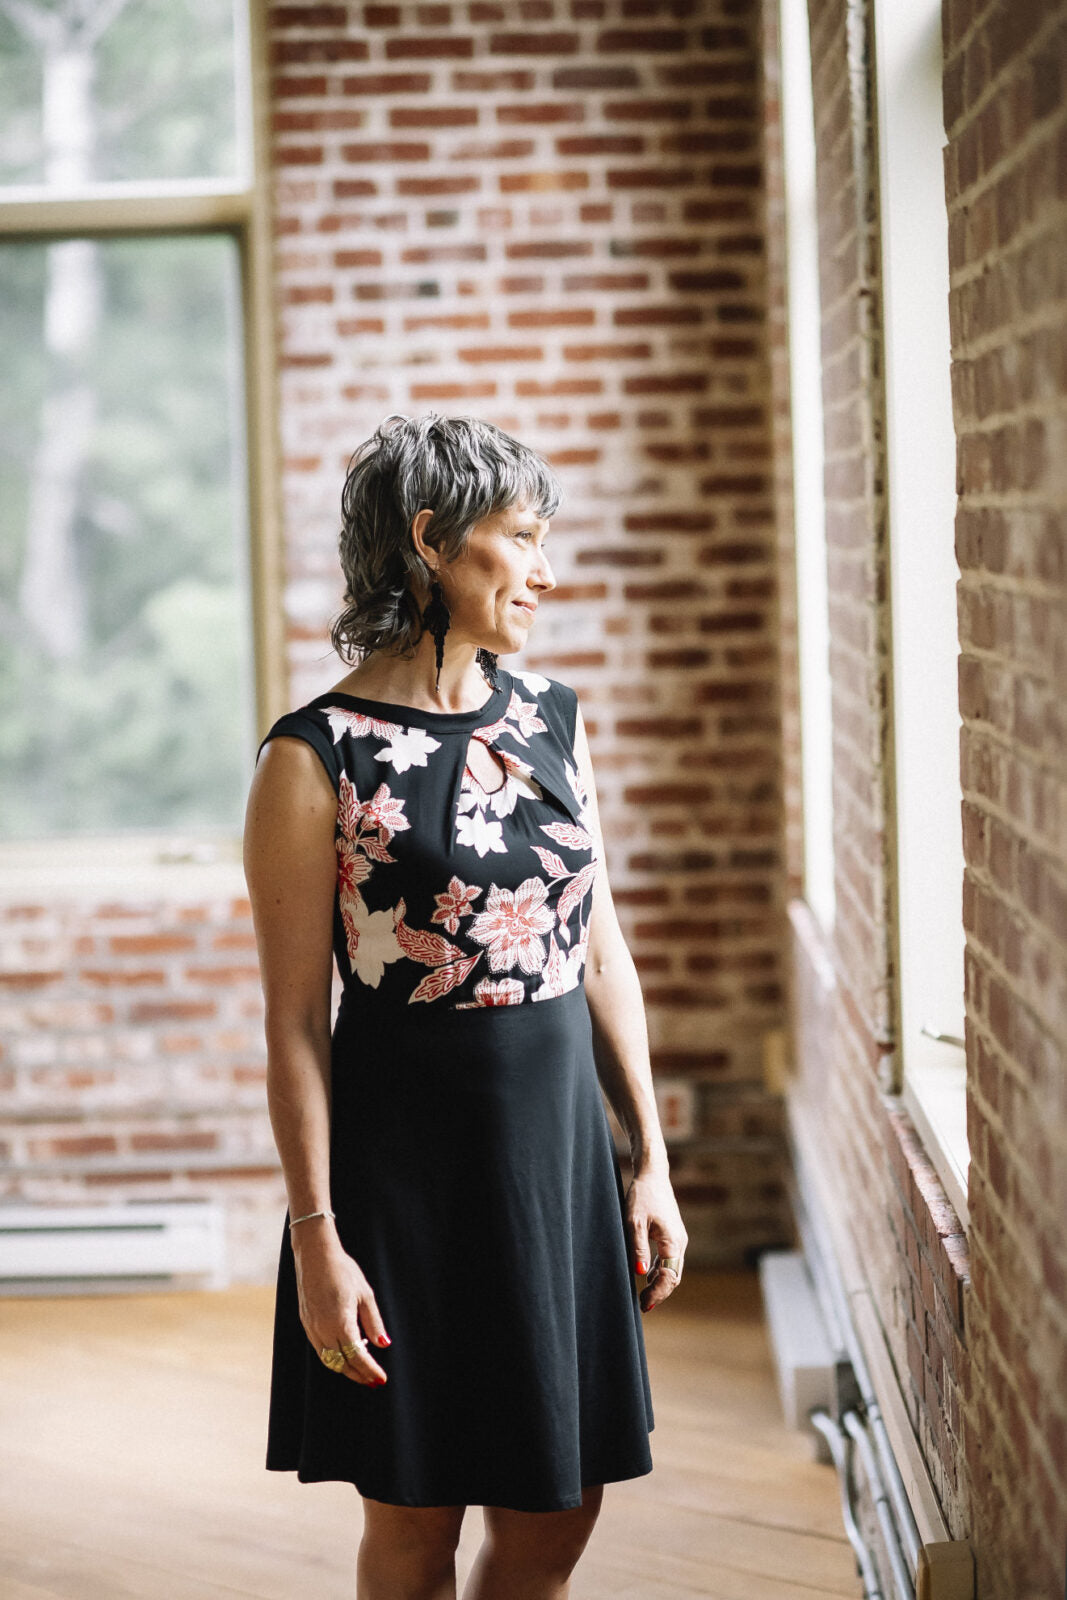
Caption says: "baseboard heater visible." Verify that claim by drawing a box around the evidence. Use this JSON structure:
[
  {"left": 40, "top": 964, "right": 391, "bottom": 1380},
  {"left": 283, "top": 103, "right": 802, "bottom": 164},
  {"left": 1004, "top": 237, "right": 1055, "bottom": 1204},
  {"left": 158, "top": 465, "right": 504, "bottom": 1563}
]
[
  {"left": 759, "top": 1149, "right": 975, "bottom": 1600},
  {"left": 0, "top": 1200, "right": 228, "bottom": 1295}
]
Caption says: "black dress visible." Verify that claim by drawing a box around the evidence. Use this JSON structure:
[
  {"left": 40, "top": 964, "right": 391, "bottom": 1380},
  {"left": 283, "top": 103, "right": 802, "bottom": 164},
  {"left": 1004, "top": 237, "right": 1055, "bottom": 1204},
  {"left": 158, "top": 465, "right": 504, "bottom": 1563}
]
[{"left": 256, "top": 665, "right": 654, "bottom": 1511}]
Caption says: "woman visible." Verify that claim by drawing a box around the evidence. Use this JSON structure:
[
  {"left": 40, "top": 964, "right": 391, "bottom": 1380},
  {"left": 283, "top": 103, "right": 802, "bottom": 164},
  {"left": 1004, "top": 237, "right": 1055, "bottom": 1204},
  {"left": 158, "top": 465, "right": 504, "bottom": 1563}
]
[{"left": 243, "top": 413, "right": 688, "bottom": 1600}]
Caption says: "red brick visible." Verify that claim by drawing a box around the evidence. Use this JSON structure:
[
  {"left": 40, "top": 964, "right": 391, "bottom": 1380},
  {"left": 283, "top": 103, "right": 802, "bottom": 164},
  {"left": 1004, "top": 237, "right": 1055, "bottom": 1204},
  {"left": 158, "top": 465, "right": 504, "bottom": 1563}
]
[
  {"left": 498, "top": 170, "right": 589, "bottom": 192},
  {"left": 384, "top": 35, "right": 475, "bottom": 58},
  {"left": 340, "top": 141, "right": 432, "bottom": 162},
  {"left": 395, "top": 175, "right": 480, "bottom": 195},
  {"left": 271, "top": 38, "right": 369, "bottom": 63},
  {"left": 389, "top": 106, "right": 480, "bottom": 127},
  {"left": 340, "top": 72, "right": 433, "bottom": 93},
  {"left": 488, "top": 31, "right": 580, "bottom": 54},
  {"left": 496, "top": 101, "right": 584, "bottom": 123},
  {"left": 452, "top": 69, "right": 535, "bottom": 91},
  {"left": 597, "top": 28, "right": 686, "bottom": 52},
  {"left": 551, "top": 65, "right": 639, "bottom": 89},
  {"left": 270, "top": 4, "right": 347, "bottom": 24}
]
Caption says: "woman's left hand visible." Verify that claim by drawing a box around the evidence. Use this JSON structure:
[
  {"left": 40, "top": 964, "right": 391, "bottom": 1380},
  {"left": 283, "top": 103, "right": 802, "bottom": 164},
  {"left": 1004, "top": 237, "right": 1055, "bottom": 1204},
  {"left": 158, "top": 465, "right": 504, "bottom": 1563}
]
[{"left": 626, "top": 1167, "right": 689, "bottom": 1312}]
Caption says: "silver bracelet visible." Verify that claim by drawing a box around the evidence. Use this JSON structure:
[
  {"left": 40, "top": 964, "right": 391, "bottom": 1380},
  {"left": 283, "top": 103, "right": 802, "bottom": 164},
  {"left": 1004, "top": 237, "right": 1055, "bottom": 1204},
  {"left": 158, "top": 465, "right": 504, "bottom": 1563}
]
[{"left": 289, "top": 1208, "right": 336, "bottom": 1230}]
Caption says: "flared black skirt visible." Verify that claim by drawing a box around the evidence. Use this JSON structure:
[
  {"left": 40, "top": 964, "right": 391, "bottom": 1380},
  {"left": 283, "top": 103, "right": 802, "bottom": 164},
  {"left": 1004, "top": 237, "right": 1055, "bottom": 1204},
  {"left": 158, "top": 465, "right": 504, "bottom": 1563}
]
[{"left": 265, "top": 982, "right": 654, "bottom": 1511}]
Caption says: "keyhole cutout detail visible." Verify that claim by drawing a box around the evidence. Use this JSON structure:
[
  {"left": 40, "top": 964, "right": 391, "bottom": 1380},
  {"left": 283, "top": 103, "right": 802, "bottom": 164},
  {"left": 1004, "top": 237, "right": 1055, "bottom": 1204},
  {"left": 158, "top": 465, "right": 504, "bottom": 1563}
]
[{"left": 465, "top": 735, "right": 507, "bottom": 795}]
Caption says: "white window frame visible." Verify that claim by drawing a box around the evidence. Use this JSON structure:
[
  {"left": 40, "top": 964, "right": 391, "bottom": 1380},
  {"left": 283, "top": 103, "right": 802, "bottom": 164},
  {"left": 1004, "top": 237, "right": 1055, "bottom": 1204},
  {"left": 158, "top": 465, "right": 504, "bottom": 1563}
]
[
  {"left": 779, "top": 0, "right": 836, "bottom": 940},
  {"left": 0, "top": 0, "right": 283, "bottom": 898},
  {"left": 873, "top": 0, "right": 969, "bottom": 1225}
]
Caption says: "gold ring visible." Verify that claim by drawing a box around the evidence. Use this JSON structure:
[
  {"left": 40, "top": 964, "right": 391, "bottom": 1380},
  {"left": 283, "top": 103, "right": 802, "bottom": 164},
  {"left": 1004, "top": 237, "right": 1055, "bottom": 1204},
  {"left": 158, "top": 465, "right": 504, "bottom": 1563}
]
[
  {"left": 657, "top": 1256, "right": 682, "bottom": 1273},
  {"left": 320, "top": 1345, "right": 346, "bottom": 1371},
  {"left": 340, "top": 1339, "right": 367, "bottom": 1359}
]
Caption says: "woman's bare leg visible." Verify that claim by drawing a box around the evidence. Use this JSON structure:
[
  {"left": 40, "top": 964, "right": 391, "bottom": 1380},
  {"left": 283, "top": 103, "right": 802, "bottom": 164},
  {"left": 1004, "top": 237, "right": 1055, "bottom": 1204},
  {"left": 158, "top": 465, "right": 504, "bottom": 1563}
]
[
  {"left": 357, "top": 1498, "right": 467, "bottom": 1600},
  {"left": 461, "top": 1485, "right": 604, "bottom": 1600}
]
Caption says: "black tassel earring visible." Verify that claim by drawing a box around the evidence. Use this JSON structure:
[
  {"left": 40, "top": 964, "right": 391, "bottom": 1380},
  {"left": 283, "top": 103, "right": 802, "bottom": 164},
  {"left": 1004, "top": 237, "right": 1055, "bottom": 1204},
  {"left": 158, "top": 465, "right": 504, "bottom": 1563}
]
[
  {"left": 477, "top": 648, "right": 500, "bottom": 691},
  {"left": 421, "top": 577, "right": 451, "bottom": 692}
]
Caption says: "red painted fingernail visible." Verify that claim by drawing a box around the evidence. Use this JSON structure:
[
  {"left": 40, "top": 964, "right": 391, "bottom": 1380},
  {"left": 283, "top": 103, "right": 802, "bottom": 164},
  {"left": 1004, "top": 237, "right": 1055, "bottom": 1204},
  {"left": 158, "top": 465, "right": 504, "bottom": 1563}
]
[
  {"left": 637, "top": 1259, "right": 648, "bottom": 1274},
  {"left": 377, "top": 1334, "right": 391, "bottom": 1347},
  {"left": 375, "top": 1377, "right": 387, "bottom": 1386}
]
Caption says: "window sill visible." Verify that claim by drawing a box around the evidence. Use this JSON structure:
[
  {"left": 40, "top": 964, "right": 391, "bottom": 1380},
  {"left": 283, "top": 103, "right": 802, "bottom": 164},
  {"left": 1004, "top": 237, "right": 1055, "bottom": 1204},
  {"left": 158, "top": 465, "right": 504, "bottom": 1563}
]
[
  {"left": 0, "top": 833, "right": 248, "bottom": 902},
  {"left": 899, "top": 1054, "right": 970, "bottom": 1232}
]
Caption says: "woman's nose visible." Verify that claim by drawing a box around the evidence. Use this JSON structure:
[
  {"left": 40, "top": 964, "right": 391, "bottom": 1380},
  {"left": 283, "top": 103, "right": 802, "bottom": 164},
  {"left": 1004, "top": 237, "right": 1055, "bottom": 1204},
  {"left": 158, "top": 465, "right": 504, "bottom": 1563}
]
[{"left": 533, "top": 550, "right": 555, "bottom": 592}]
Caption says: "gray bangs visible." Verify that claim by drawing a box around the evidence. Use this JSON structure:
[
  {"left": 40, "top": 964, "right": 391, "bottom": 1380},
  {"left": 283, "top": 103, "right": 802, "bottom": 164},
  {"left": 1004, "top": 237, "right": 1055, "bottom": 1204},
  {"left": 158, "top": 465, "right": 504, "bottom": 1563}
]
[
  {"left": 330, "top": 413, "right": 564, "bottom": 665},
  {"left": 367, "top": 412, "right": 562, "bottom": 542}
]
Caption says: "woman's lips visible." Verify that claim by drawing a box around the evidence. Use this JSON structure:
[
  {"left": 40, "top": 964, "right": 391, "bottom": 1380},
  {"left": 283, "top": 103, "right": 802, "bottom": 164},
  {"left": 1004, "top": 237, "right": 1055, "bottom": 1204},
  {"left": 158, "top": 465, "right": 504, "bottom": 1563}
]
[{"left": 512, "top": 600, "right": 536, "bottom": 615}]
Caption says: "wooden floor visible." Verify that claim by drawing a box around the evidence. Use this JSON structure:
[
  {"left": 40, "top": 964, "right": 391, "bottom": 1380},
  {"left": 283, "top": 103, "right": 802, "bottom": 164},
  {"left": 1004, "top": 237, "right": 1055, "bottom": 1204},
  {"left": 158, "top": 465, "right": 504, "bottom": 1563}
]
[{"left": 0, "top": 1269, "right": 861, "bottom": 1600}]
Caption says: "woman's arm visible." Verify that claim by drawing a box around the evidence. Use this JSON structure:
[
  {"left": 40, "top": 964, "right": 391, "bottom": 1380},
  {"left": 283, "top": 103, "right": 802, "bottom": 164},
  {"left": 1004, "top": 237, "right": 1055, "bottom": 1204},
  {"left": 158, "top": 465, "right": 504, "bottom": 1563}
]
[
  {"left": 243, "top": 737, "right": 390, "bottom": 1381},
  {"left": 572, "top": 703, "right": 689, "bottom": 1310}
]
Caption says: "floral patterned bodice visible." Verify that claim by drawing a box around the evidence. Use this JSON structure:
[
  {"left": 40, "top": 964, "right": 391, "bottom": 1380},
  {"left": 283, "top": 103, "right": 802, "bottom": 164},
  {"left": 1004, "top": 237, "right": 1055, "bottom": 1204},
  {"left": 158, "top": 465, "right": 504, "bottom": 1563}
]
[{"left": 257, "top": 668, "right": 600, "bottom": 1012}]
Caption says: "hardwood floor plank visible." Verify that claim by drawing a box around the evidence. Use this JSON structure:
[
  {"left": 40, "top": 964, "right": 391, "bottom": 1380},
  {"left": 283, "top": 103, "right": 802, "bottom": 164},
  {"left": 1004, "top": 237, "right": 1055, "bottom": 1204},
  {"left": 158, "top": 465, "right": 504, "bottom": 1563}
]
[{"left": 0, "top": 1270, "right": 862, "bottom": 1600}]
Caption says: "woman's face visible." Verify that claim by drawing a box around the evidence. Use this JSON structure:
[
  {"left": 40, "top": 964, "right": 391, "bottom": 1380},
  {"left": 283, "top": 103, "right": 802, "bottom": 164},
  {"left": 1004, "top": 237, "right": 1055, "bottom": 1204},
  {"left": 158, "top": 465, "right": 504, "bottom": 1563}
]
[{"left": 438, "top": 500, "right": 555, "bottom": 656}]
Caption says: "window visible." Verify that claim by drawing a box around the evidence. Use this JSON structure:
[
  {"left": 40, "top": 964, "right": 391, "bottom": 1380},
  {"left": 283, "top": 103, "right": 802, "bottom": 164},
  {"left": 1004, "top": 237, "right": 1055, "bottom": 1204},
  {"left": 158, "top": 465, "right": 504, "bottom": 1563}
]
[
  {"left": 0, "top": 0, "right": 279, "bottom": 886},
  {"left": 779, "top": 0, "right": 836, "bottom": 937},
  {"left": 873, "top": 0, "right": 968, "bottom": 1223}
]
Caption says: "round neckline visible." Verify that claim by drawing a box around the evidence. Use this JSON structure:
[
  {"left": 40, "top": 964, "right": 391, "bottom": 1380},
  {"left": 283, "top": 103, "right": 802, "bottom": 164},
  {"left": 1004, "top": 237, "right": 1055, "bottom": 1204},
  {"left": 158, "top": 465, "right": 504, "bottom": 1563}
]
[{"left": 310, "top": 669, "right": 511, "bottom": 732}]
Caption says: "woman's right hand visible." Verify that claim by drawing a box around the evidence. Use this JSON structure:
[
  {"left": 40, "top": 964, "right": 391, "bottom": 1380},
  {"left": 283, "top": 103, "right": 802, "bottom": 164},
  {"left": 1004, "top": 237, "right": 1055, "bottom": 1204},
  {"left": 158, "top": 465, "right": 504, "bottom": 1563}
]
[{"left": 292, "top": 1228, "right": 391, "bottom": 1386}]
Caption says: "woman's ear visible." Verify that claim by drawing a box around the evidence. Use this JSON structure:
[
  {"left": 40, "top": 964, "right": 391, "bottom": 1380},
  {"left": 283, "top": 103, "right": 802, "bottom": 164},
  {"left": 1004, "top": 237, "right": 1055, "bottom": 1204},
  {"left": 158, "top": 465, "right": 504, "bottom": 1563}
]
[{"left": 409, "top": 507, "right": 436, "bottom": 566}]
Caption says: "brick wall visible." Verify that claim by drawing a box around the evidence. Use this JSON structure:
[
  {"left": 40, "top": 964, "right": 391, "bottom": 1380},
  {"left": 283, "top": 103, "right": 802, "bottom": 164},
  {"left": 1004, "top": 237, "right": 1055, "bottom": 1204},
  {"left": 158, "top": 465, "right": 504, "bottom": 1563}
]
[
  {"left": 0, "top": 896, "right": 285, "bottom": 1280},
  {"left": 0, "top": 0, "right": 793, "bottom": 1280},
  {"left": 768, "top": 0, "right": 1067, "bottom": 1593},
  {"left": 758, "top": 0, "right": 803, "bottom": 910},
  {"left": 776, "top": 0, "right": 974, "bottom": 1561},
  {"left": 269, "top": 0, "right": 791, "bottom": 1262},
  {"left": 944, "top": 1, "right": 1067, "bottom": 1592}
]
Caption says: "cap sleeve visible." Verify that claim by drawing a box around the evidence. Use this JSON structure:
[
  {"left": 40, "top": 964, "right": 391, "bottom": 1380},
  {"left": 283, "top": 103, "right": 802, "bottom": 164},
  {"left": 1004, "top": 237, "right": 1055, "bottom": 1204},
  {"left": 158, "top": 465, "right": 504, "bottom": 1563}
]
[
  {"left": 256, "top": 708, "right": 341, "bottom": 797},
  {"left": 532, "top": 677, "right": 578, "bottom": 751},
  {"left": 555, "top": 680, "right": 579, "bottom": 748}
]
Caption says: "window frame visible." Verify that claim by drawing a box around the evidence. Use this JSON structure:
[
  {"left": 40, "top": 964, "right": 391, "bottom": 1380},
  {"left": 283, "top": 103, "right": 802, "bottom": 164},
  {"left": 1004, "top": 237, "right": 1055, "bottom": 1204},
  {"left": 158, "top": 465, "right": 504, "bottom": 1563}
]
[
  {"left": 778, "top": 0, "right": 836, "bottom": 940},
  {"left": 0, "top": 0, "right": 284, "bottom": 892},
  {"left": 872, "top": 0, "right": 969, "bottom": 1227}
]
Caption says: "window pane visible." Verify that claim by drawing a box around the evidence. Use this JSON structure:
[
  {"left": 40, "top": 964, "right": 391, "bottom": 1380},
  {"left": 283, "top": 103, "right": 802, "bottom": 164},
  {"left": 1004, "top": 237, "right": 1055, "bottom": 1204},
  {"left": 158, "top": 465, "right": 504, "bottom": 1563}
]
[
  {"left": 0, "top": 233, "right": 255, "bottom": 838},
  {"left": 0, "top": 0, "right": 241, "bottom": 188}
]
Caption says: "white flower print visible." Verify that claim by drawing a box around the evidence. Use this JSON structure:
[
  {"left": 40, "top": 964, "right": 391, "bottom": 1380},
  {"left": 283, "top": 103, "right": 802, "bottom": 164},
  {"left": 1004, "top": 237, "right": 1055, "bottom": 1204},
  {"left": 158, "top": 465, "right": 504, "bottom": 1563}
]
[
  {"left": 476, "top": 689, "right": 546, "bottom": 747},
  {"left": 455, "top": 805, "right": 507, "bottom": 856},
  {"left": 509, "top": 667, "right": 551, "bottom": 693},
  {"left": 455, "top": 976, "right": 526, "bottom": 1008},
  {"left": 503, "top": 689, "right": 548, "bottom": 743},
  {"left": 564, "top": 758, "right": 598, "bottom": 842},
  {"left": 468, "top": 877, "right": 554, "bottom": 974},
  {"left": 555, "top": 858, "right": 598, "bottom": 940},
  {"left": 346, "top": 898, "right": 404, "bottom": 987},
  {"left": 531, "top": 932, "right": 586, "bottom": 1002},
  {"left": 374, "top": 724, "right": 442, "bottom": 773}
]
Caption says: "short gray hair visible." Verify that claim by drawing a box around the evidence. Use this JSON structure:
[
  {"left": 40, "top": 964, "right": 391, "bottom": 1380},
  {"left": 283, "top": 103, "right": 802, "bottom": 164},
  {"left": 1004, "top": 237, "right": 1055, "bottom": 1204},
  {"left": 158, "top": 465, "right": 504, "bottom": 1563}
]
[{"left": 329, "top": 413, "right": 565, "bottom": 663}]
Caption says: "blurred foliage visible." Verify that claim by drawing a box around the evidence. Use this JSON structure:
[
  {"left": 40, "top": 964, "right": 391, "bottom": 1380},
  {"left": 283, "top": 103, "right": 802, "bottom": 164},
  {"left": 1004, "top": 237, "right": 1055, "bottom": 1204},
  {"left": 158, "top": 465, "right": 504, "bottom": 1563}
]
[
  {"left": 0, "top": 0, "right": 239, "bottom": 187},
  {"left": 0, "top": 234, "right": 255, "bottom": 838}
]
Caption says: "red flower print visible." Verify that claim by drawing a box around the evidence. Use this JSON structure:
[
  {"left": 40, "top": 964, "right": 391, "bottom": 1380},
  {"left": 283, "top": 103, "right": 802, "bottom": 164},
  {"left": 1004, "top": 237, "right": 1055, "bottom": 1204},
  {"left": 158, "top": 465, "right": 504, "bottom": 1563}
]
[
  {"left": 336, "top": 837, "right": 373, "bottom": 899},
  {"left": 409, "top": 953, "right": 483, "bottom": 1004},
  {"left": 457, "top": 976, "right": 525, "bottom": 1007},
  {"left": 322, "top": 705, "right": 402, "bottom": 743},
  {"left": 357, "top": 781, "right": 410, "bottom": 844},
  {"left": 468, "top": 876, "right": 554, "bottom": 975},
  {"left": 431, "top": 875, "right": 483, "bottom": 934},
  {"left": 337, "top": 773, "right": 362, "bottom": 842}
]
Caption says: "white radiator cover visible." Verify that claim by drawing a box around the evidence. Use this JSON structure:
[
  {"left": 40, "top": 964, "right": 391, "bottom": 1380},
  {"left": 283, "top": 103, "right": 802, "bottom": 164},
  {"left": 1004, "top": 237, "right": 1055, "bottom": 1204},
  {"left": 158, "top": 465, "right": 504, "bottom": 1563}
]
[
  {"left": 0, "top": 1201, "right": 228, "bottom": 1294},
  {"left": 758, "top": 1247, "right": 837, "bottom": 1458}
]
